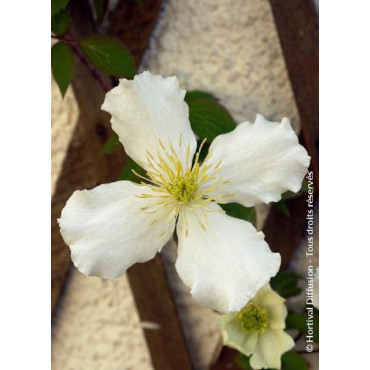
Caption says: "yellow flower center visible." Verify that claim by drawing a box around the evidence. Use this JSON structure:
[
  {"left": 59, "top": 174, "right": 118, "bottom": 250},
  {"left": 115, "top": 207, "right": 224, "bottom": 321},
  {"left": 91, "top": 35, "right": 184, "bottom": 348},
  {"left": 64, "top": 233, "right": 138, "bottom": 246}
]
[
  {"left": 133, "top": 135, "right": 235, "bottom": 237},
  {"left": 166, "top": 172, "right": 199, "bottom": 203},
  {"left": 237, "top": 302, "right": 268, "bottom": 334}
]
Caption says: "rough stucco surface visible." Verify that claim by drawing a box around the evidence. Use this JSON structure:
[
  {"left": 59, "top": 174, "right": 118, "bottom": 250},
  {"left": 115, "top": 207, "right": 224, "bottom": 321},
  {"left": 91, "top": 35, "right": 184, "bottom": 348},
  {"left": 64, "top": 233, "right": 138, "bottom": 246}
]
[
  {"left": 141, "top": 0, "right": 299, "bottom": 131},
  {"left": 51, "top": 273, "right": 153, "bottom": 370},
  {"left": 51, "top": 77, "right": 78, "bottom": 194},
  {"left": 51, "top": 0, "right": 319, "bottom": 369}
]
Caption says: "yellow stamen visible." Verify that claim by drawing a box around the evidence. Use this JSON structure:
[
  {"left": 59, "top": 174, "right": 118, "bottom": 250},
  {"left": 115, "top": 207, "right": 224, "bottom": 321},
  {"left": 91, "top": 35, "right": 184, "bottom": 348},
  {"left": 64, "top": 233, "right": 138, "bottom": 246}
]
[{"left": 132, "top": 138, "right": 231, "bottom": 232}]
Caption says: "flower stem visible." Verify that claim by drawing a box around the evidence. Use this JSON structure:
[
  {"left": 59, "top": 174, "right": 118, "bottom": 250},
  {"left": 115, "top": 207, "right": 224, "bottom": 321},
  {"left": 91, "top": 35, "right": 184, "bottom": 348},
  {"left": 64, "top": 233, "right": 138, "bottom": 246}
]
[
  {"left": 51, "top": 34, "right": 111, "bottom": 93},
  {"left": 294, "top": 332, "right": 303, "bottom": 342},
  {"left": 51, "top": 35, "right": 78, "bottom": 45}
]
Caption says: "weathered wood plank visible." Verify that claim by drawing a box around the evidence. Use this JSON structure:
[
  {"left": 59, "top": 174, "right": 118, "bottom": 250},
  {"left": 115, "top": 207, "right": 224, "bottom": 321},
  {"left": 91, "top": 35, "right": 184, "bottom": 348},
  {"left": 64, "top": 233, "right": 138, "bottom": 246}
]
[
  {"left": 269, "top": 0, "right": 319, "bottom": 190},
  {"left": 211, "top": 1, "right": 319, "bottom": 367},
  {"left": 108, "top": 0, "right": 163, "bottom": 68},
  {"left": 264, "top": 194, "right": 308, "bottom": 269},
  {"left": 127, "top": 256, "right": 193, "bottom": 369},
  {"left": 210, "top": 346, "right": 240, "bottom": 370},
  {"left": 263, "top": 0, "right": 319, "bottom": 266},
  {"left": 107, "top": 2, "right": 192, "bottom": 368}
]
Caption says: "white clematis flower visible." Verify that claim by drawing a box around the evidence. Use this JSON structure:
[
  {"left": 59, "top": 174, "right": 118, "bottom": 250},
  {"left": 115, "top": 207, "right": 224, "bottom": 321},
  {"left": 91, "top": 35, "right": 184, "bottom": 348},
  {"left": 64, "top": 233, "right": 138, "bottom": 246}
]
[
  {"left": 218, "top": 284, "right": 294, "bottom": 369},
  {"left": 58, "top": 71, "right": 310, "bottom": 313}
]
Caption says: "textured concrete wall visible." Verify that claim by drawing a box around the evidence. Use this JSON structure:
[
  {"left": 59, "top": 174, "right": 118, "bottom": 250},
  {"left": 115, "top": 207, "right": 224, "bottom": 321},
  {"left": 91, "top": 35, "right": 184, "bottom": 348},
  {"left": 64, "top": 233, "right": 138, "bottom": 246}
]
[{"left": 142, "top": 0, "right": 299, "bottom": 129}]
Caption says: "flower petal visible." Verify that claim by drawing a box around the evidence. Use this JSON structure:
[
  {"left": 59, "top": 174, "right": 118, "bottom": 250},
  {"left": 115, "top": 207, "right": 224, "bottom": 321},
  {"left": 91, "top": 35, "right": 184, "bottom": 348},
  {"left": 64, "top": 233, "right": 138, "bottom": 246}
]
[
  {"left": 175, "top": 203, "right": 281, "bottom": 313},
  {"left": 254, "top": 284, "right": 287, "bottom": 330},
  {"left": 250, "top": 330, "right": 294, "bottom": 369},
  {"left": 101, "top": 71, "right": 197, "bottom": 172},
  {"left": 218, "top": 314, "right": 258, "bottom": 356},
  {"left": 58, "top": 181, "right": 176, "bottom": 280},
  {"left": 200, "top": 114, "right": 310, "bottom": 207}
]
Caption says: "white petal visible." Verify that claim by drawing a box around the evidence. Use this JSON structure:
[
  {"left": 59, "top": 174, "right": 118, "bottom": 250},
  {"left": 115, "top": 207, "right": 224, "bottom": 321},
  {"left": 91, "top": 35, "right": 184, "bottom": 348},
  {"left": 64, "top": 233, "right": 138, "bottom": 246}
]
[
  {"left": 254, "top": 284, "right": 287, "bottom": 330},
  {"left": 175, "top": 203, "right": 281, "bottom": 313},
  {"left": 200, "top": 114, "right": 310, "bottom": 207},
  {"left": 218, "top": 314, "right": 258, "bottom": 356},
  {"left": 58, "top": 181, "right": 176, "bottom": 280},
  {"left": 250, "top": 330, "right": 294, "bottom": 369},
  {"left": 101, "top": 71, "right": 197, "bottom": 172}
]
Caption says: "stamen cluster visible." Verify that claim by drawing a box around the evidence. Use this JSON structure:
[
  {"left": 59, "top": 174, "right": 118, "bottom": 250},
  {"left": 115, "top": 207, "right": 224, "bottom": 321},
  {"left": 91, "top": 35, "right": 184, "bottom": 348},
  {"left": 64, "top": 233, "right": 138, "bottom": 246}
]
[
  {"left": 134, "top": 136, "right": 234, "bottom": 236},
  {"left": 237, "top": 302, "right": 268, "bottom": 334},
  {"left": 166, "top": 171, "right": 199, "bottom": 203}
]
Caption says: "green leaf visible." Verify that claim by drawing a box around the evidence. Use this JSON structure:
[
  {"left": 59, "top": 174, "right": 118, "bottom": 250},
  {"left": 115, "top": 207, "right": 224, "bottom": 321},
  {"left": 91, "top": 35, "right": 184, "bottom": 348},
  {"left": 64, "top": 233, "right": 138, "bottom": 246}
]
[
  {"left": 51, "top": 42, "right": 73, "bottom": 97},
  {"left": 270, "top": 271, "right": 302, "bottom": 298},
  {"left": 187, "top": 98, "right": 236, "bottom": 142},
  {"left": 79, "top": 36, "right": 135, "bottom": 78},
  {"left": 281, "top": 351, "right": 308, "bottom": 370},
  {"left": 282, "top": 179, "right": 313, "bottom": 200},
  {"left": 220, "top": 203, "right": 256, "bottom": 225},
  {"left": 51, "top": 7, "right": 69, "bottom": 35},
  {"left": 119, "top": 158, "right": 145, "bottom": 183},
  {"left": 134, "top": 0, "right": 144, "bottom": 9},
  {"left": 51, "top": 0, "right": 70, "bottom": 18},
  {"left": 286, "top": 312, "right": 319, "bottom": 343},
  {"left": 93, "top": 0, "right": 109, "bottom": 24},
  {"left": 100, "top": 135, "right": 121, "bottom": 154},
  {"left": 273, "top": 199, "right": 290, "bottom": 216},
  {"left": 185, "top": 90, "right": 216, "bottom": 102},
  {"left": 235, "top": 353, "right": 251, "bottom": 369}
]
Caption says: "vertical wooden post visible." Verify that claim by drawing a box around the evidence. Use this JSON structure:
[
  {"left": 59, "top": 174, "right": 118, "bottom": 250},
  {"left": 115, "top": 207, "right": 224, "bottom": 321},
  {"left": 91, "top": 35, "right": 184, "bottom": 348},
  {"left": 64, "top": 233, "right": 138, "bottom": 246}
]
[
  {"left": 269, "top": 0, "right": 319, "bottom": 189},
  {"left": 211, "top": 1, "right": 319, "bottom": 366}
]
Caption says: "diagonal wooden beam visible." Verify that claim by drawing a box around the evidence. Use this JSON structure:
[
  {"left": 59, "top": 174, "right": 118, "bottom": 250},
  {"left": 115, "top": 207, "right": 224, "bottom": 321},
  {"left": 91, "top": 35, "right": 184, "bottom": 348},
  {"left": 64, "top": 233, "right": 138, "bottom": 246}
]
[
  {"left": 51, "top": 1, "right": 125, "bottom": 315},
  {"left": 52, "top": 1, "right": 192, "bottom": 368}
]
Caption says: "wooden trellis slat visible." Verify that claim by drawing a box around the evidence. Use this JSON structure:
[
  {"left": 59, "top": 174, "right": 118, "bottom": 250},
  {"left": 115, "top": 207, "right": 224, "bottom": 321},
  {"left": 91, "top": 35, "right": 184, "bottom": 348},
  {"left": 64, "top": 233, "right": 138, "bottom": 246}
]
[
  {"left": 51, "top": 1, "right": 192, "bottom": 369},
  {"left": 270, "top": 0, "right": 319, "bottom": 190},
  {"left": 211, "top": 0, "right": 319, "bottom": 367}
]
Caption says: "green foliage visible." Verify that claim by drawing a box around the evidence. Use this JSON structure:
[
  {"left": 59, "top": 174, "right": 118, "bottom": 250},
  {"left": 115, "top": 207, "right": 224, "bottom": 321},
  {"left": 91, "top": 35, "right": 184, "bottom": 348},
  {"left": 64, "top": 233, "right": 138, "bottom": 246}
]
[
  {"left": 220, "top": 203, "right": 256, "bottom": 226},
  {"left": 282, "top": 179, "right": 312, "bottom": 200},
  {"left": 51, "top": 42, "right": 73, "bottom": 97},
  {"left": 51, "top": 0, "right": 70, "bottom": 18},
  {"left": 134, "top": 0, "right": 144, "bottom": 9},
  {"left": 51, "top": 7, "right": 69, "bottom": 35},
  {"left": 185, "top": 90, "right": 216, "bottom": 102},
  {"left": 275, "top": 177, "right": 315, "bottom": 215},
  {"left": 286, "top": 312, "right": 319, "bottom": 343},
  {"left": 235, "top": 353, "right": 251, "bottom": 369},
  {"left": 79, "top": 36, "right": 135, "bottom": 78},
  {"left": 93, "top": 0, "right": 109, "bottom": 24},
  {"left": 270, "top": 271, "right": 302, "bottom": 298},
  {"left": 273, "top": 199, "right": 290, "bottom": 216},
  {"left": 186, "top": 95, "right": 236, "bottom": 142},
  {"left": 100, "top": 135, "right": 121, "bottom": 154},
  {"left": 236, "top": 351, "right": 308, "bottom": 370},
  {"left": 119, "top": 158, "right": 146, "bottom": 183},
  {"left": 281, "top": 351, "right": 308, "bottom": 370}
]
